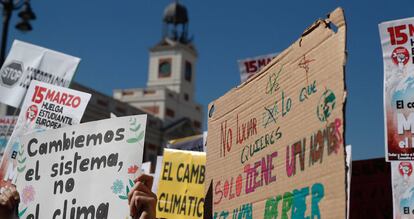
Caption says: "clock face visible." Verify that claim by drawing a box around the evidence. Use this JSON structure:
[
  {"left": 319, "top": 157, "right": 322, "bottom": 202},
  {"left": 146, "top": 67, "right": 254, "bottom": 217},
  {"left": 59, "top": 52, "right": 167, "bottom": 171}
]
[{"left": 159, "top": 60, "right": 171, "bottom": 77}]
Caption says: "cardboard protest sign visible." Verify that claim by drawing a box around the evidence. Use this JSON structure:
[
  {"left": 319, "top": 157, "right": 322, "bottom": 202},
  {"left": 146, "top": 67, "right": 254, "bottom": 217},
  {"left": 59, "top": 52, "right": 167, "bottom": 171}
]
[
  {"left": 14, "top": 115, "right": 147, "bottom": 218},
  {"left": 380, "top": 17, "right": 414, "bottom": 161},
  {"left": 238, "top": 53, "right": 278, "bottom": 83},
  {"left": 206, "top": 8, "right": 347, "bottom": 218},
  {"left": 157, "top": 149, "right": 205, "bottom": 219},
  {"left": 0, "top": 40, "right": 80, "bottom": 108},
  {"left": 0, "top": 116, "right": 17, "bottom": 159},
  {"left": 167, "top": 134, "right": 205, "bottom": 152},
  {"left": 0, "top": 80, "right": 91, "bottom": 186},
  {"left": 392, "top": 161, "right": 414, "bottom": 218}
]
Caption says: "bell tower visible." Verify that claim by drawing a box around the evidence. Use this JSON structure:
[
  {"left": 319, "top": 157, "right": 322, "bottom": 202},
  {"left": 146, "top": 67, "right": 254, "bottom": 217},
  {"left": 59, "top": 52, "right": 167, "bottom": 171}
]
[{"left": 146, "top": 0, "right": 197, "bottom": 103}]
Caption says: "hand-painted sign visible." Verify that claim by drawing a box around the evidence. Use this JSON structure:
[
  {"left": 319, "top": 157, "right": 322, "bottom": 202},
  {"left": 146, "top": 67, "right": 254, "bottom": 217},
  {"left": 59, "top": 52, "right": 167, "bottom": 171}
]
[
  {"left": 157, "top": 149, "right": 205, "bottom": 219},
  {"left": 15, "top": 115, "right": 147, "bottom": 218},
  {"left": 206, "top": 8, "right": 347, "bottom": 218},
  {"left": 238, "top": 53, "right": 278, "bottom": 83}
]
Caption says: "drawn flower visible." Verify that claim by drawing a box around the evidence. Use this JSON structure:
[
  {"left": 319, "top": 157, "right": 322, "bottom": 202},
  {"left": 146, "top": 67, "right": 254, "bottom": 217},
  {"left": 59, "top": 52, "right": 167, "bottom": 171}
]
[
  {"left": 111, "top": 180, "right": 124, "bottom": 195},
  {"left": 128, "top": 165, "right": 139, "bottom": 174},
  {"left": 21, "top": 185, "right": 35, "bottom": 205}
]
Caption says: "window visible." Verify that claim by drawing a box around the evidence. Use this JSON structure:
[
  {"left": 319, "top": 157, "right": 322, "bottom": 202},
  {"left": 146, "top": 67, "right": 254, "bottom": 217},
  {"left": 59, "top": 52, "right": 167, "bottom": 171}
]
[
  {"left": 166, "top": 108, "right": 175, "bottom": 118},
  {"left": 142, "top": 106, "right": 159, "bottom": 114},
  {"left": 185, "top": 61, "right": 192, "bottom": 82},
  {"left": 158, "top": 58, "right": 172, "bottom": 78},
  {"left": 184, "top": 93, "right": 189, "bottom": 101}
]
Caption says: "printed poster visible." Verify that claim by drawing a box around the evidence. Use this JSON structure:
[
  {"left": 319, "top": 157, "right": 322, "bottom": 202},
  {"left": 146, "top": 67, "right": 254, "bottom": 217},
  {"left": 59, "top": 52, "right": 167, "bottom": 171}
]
[
  {"left": 206, "top": 8, "right": 347, "bottom": 218},
  {"left": 15, "top": 115, "right": 147, "bottom": 218},
  {"left": 380, "top": 17, "right": 414, "bottom": 161},
  {"left": 238, "top": 53, "right": 278, "bottom": 83},
  {"left": 0, "top": 116, "right": 17, "bottom": 159},
  {"left": 0, "top": 80, "right": 91, "bottom": 186},
  {"left": 392, "top": 161, "right": 414, "bottom": 218},
  {"left": 157, "top": 149, "right": 205, "bottom": 219},
  {"left": 0, "top": 40, "right": 80, "bottom": 108}
]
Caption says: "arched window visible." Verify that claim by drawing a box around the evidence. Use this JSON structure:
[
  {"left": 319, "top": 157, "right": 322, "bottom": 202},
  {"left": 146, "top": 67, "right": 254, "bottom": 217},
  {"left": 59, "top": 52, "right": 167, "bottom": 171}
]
[{"left": 159, "top": 58, "right": 172, "bottom": 78}]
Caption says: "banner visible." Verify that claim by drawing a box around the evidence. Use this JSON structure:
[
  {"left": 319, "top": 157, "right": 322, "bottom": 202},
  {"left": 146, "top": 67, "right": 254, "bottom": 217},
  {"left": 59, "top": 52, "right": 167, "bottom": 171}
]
[
  {"left": 157, "top": 149, "right": 205, "bottom": 219},
  {"left": 380, "top": 17, "right": 414, "bottom": 161},
  {"left": 0, "top": 116, "right": 17, "bottom": 159},
  {"left": 0, "top": 40, "right": 80, "bottom": 108},
  {"left": 206, "top": 8, "right": 347, "bottom": 218},
  {"left": 238, "top": 53, "right": 278, "bottom": 83},
  {"left": 14, "top": 115, "right": 147, "bottom": 218},
  {"left": 0, "top": 80, "right": 91, "bottom": 186},
  {"left": 392, "top": 161, "right": 414, "bottom": 218}
]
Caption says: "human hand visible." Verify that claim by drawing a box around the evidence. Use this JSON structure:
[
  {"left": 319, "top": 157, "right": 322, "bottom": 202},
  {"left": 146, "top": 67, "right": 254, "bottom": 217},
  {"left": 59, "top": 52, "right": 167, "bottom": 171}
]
[
  {"left": 128, "top": 174, "right": 157, "bottom": 219},
  {"left": 0, "top": 185, "right": 19, "bottom": 219}
]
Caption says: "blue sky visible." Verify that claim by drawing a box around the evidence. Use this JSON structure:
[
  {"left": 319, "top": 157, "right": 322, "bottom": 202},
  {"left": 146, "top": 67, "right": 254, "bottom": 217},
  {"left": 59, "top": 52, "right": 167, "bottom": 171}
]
[{"left": 5, "top": 0, "right": 413, "bottom": 160}]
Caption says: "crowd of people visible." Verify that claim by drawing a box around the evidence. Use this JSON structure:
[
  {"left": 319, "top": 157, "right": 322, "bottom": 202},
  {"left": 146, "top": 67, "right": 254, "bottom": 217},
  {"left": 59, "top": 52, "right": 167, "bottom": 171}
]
[{"left": 0, "top": 174, "right": 157, "bottom": 219}]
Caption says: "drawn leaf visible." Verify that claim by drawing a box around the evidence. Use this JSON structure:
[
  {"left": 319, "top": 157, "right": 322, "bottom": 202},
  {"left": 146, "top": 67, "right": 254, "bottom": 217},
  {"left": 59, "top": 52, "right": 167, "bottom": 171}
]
[
  {"left": 17, "top": 166, "right": 26, "bottom": 173},
  {"left": 18, "top": 157, "right": 26, "bottom": 164},
  {"left": 129, "top": 124, "right": 141, "bottom": 132},
  {"left": 127, "top": 138, "right": 138, "bottom": 144},
  {"left": 119, "top": 195, "right": 128, "bottom": 200},
  {"left": 129, "top": 179, "right": 135, "bottom": 187},
  {"left": 126, "top": 186, "right": 130, "bottom": 195},
  {"left": 18, "top": 207, "right": 28, "bottom": 217},
  {"left": 136, "top": 131, "right": 145, "bottom": 142},
  {"left": 18, "top": 149, "right": 24, "bottom": 156}
]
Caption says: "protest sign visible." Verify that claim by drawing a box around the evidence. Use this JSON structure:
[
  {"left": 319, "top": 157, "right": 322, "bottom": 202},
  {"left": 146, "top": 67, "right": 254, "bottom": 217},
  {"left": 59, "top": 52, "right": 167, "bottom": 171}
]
[
  {"left": 157, "top": 149, "right": 205, "bottom": 219},
  {"left": 14, "top": 115, "right": 147, "bottom": 218},
  {"left": 206, "top": 8, "right": 347, "bottom": 218},
  {"left": 0, "top": 40, "right": 80, "bottom": 108},
  {"left": 0, "top": 80, "right": 91, "bottom": 186},
  {"left": 0, "top": 116, "right": 17, "bottom": 159},
  {"left": 152, "top": 155, "right": 163, "bottom": 194},
  {"left": 167, "top": 134, "right": 205, "bottom": 152},
  {"left": 238, "top": 53, "right": 278, "bottom": 83},
  {"left": 392, "top": 161, "right": 414, "bottom": 219},
  {"left": 380, "top": 17, "right": 414, "bottom": 161}
]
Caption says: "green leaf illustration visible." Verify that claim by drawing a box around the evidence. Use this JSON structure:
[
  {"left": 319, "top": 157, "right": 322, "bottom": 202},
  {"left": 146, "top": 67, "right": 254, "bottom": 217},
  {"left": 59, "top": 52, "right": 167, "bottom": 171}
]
[
  {"left": 18, "top": 207, "right": 28, "bottom": 217},
  {"left": 129, "top": 124, "right": 141, "bottom": 132},
  {"left": 126, "top": 186, "right": 130, "bottom": 195},
  {"left": 119, "top": 195, "right": 128, "bottom": 200},
  {"left": 136, "top": 131, "right": 145, "bottom": 142},
  {"left": 129, "top": 179, "right": 135, "bottom": 188},
  {"left": 18, "top": 157, "right": 27, "bottom": 164},
  {"left": 127, "top": 138, "right": 138, "bottom": 144},
  {"left": 17, "top": 166, "right": 26, "bottom": 173}
]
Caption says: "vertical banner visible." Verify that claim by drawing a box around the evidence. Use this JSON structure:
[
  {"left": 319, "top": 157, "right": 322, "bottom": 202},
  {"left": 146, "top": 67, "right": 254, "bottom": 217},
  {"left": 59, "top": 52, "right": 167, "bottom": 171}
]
[
  {"left": 206, "top": 8, "right": 347, "bottom": 218},
  {"left": 0, "top": 80, "right": 91, "bottom": 186},
  {"left": 0, "top": 40, "right": 80, "bottom": 108},
  {"left": 156, "top": 149, "right": 205, "bottom": 219},
  {"left": 14, "top": 115, "right": 147, "bottom": 218},
  {"left": 380, "top": 17, "right": 414, "bottom": 161},
  {"left": 392, "top": 161, "right": 414, "bottom": 218},
  {"left": 0, "top": 116, "right": 17, "bottom": 159},
  {"left": 238, "top": 53, "right": 278, "bottom": 83}
]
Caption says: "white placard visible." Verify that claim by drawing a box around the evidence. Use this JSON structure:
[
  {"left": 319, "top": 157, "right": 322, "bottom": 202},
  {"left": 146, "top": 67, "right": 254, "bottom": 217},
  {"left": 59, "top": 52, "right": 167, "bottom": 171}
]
[
  {"left": 0, "top": 80, "right": 90, "bottom": 186},
  {"left": 15, "top": 115, "right": 147, "bottom": 218},
  {"left": 0, "top": 40, "right": 80, "bottom": 107}
]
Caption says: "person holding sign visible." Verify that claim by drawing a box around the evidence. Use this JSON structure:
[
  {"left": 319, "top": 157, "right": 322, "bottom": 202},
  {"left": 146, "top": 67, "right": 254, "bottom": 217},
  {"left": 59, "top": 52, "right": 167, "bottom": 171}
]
[{"left": 0, "top": 174, "right": 157, "bottom": 219}]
